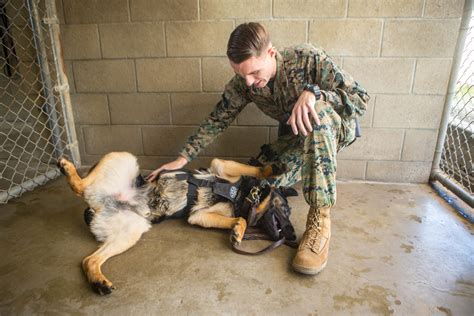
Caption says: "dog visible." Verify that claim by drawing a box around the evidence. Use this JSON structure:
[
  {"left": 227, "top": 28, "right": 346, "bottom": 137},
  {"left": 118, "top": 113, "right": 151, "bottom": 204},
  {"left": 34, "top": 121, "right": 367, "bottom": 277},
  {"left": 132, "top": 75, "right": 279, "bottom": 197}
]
[{"left": 58, "top": 152, "right": 297, "bottom": 295}]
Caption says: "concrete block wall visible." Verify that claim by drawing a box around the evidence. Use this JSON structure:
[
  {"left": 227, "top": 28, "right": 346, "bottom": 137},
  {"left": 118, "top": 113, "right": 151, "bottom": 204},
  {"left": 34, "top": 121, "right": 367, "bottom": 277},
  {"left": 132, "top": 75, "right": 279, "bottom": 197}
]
[{"left": 58, "top": 0, "right": 466, "bottom": 182}]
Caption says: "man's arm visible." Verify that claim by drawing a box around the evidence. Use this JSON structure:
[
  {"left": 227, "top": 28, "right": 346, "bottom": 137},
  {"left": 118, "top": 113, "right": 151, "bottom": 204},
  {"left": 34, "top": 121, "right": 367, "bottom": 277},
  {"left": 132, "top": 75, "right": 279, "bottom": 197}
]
[
  {"left": 316, "top": 51, "right": 370, "bottom": 120},
  {"left": 179, "top": 75, "right": 250, "bottom": 161},
  {"left": 287, "top": 47, "right": 369, "bottom": 136},
  {"left": 147, "top": 76, "right": 250, "bottom": 181}
]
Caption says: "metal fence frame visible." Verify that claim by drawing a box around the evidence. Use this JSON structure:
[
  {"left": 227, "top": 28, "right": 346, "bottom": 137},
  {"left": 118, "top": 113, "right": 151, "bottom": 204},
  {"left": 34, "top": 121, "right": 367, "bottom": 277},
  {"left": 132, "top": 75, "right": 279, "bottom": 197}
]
[
  {"left": 431, "top": 2, "right": 473, "bottom": 210},
  {"left": 0, "top": 0, "right": 80, "bottom": 203}
]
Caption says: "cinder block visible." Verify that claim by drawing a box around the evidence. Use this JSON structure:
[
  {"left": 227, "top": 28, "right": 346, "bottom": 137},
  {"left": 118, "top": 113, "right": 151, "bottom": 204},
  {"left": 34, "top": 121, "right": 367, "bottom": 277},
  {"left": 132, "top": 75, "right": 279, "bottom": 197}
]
[
  {"left": 237, "top": 103, "right": 279, "bottom": 126},
  {"left": 402, "top": 129, "right": 438, "bottom": 161},
  {"left": 136, "top": 58, "right": 201, "bottom": 92},
  {"left": 74, "top": 60, "right": 136, "bottom": 93},
  {"left": 142, "top": 126, "right": 197, "bottom": 155},
  {"left": 373, "top": 95, "right": 445, "bottom": 129},
  {"left": 269, "top": 127, "right": 278, "bottom": 143},
  {"left": 100, "top": 23, "right": 165, "bottom": 58},
  {"left": 166, "top": 21, "right": 234, "bottom": 56},
  {"left": 130, "top": 0, "right": 198, "bottom": 21},
  {"left": 83, "top": 126, "right": 143, "bottom": 155},
  {"left": 137, "top": 156, "right": 222, "bottom": 171},
  {"left": 336, "top": 160, "right": 367, "bottom": 180},
  {"left": 338, "top": 128, "right": 404, "bottom": 160},
  {"left": 273, "top": 0, "right": 346, "bottom": 17},
  {"left": 200, "top": 0, "right": 271, "bottom": 19},
  {"left": 382, "top": 20, "right": 461, "bottom": 57},
  {"left": 201, "top": 127, "right": 269, "bottom": 157},
  {"left": 202, "top": 58, "right": 235, "bottom": 92},
  {"left": 413, "top": 59, "right": 452, "bottom": 95},
  {"left": 343, "top": 58, "right": 414, "bottom": 94},
  {"left": 424, "top": 0, "right": 465, "bottom": 17},
  {"left": 108, "top": 93, "right": 170, "bottom": 125},
  {"left": 70, "top": 94, "right": 109, "bottom": 124},
  {"left": 366, "top": 161, "right": 431, "bottom": 183},
  {"left": 61, "top": 25, "right": 101, "bottom": 60},
  {"left": 259, "top": 20, "right": 307, "bottom": 49},
  {"left": 349, "top": 0, "right": 423, "bottom": 17},
  {"left": 171, "top": 93, "right": 221, "bottom": 124},
  {"left": 136, "top": 156, "right": 174, "bottom": 171},
  {"left": 359, "top": 96, "right": 375, "bottom": 128},
  {"left": 63, "top": 0, "right": 129, "bottom": 23},
  {"left": 309, "top": 20, "right": 382, "bottom": 56}
]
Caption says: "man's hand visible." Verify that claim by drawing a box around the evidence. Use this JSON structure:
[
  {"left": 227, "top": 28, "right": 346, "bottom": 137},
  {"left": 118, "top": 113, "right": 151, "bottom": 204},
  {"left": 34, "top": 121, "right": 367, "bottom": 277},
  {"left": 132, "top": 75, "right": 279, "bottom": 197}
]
[
  {"left": 146, "top": 156, "right": 188, "bottom": 182},
  {"left": 287, "top": 90, "right": 320, "bottom": 136}
]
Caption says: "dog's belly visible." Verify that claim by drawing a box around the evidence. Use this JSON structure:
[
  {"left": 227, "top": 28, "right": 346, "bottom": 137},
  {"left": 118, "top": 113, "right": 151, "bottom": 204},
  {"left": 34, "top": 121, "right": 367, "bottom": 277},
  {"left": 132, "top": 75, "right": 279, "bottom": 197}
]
[
  {"left": 84, "top": 153, "right": 143, "bottom": 210},
  {"left": 90, "top": 208, "right": 151, "bottom": 242}
]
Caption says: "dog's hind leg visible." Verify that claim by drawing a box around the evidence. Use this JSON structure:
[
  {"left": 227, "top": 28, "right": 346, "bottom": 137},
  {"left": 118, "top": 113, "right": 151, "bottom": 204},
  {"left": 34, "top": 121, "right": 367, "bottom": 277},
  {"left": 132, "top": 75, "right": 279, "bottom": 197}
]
[
  {"left": 188, "top": 203, "right": 247, "bottom": 246},
  {"left": 83, "top": 210, "right": 151, "bottom": 295},
  {"left": 210, "top": 158, "right": 283, "bottom": 183}
]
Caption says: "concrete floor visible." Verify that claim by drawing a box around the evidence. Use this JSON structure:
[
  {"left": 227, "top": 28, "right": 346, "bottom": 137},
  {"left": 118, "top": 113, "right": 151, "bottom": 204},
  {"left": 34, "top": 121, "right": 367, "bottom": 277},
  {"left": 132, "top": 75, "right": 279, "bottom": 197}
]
[{"left": 0, "top": 177, "right": 473, "bottom": 315}]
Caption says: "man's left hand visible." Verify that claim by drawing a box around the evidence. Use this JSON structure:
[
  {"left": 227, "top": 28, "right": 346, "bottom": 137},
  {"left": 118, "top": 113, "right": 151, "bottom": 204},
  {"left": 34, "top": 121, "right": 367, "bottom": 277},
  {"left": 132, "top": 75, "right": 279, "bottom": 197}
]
[{"left": 287, "top": 90, "right": 320, "bottom": 136}]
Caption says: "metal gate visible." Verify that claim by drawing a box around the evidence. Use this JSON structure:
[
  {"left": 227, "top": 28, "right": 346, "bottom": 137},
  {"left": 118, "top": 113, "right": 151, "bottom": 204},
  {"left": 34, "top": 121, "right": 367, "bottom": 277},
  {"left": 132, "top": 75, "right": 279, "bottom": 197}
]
[
  {"left": 431, "top": 5, "right": 473, "bottom": 209},
  {"left": 0, "top": 0, "right": 80, "bottom": 203}
]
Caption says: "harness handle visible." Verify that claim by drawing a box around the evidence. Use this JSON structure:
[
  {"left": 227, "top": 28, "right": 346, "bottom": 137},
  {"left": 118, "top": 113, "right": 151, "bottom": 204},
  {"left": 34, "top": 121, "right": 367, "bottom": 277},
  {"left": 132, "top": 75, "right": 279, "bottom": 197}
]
[
  {"left": 231, "top": 226, "right": 298, "bottom": 256},
  {"left": 232, "top": 237, "right": 287, "bottom": 256}
]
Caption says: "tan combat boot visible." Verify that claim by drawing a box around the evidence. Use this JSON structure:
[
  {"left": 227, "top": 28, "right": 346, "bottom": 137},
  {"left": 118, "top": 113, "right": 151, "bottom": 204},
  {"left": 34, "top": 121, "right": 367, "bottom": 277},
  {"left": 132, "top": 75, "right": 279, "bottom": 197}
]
[{"left": 292, "top": 207, "right": 331, "bottom": 275}]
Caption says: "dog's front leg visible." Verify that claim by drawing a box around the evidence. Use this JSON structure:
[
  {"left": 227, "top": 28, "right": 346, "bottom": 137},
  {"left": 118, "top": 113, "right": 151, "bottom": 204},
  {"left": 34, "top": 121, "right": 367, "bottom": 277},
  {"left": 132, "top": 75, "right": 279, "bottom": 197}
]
[{"left": 188, "top": 210, "right": 247, "bottom": 246}]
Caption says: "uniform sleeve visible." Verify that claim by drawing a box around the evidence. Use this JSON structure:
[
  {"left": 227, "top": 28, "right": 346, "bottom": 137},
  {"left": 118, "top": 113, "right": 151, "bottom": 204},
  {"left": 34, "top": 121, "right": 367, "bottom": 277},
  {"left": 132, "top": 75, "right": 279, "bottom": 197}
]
[
  {"left": 314, "top": 52, "right": 369, "bottom": 120},
  {"left": 179, "top": 76, "right": 251, "bottom": 161}
]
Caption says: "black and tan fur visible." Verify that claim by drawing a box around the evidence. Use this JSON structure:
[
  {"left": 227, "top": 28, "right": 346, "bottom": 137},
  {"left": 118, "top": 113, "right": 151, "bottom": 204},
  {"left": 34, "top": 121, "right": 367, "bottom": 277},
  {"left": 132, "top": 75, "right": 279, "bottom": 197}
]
[{"left": 58, "top": 152, "right": 286, "bottom": 295}]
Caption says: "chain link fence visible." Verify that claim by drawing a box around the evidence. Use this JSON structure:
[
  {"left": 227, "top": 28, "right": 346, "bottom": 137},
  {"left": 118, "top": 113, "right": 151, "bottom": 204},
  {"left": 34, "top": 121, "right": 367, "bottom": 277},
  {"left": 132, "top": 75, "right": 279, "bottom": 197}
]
[
  {"left": 432, "top": 7, "right": 473, "bottom": 209},
  {"left": 1, "top": 0, "right": 79, "bottom": 203}
]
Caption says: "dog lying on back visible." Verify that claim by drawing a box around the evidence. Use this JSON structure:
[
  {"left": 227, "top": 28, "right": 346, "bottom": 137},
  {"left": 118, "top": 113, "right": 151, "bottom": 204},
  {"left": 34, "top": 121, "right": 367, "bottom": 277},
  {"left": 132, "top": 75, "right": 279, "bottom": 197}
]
[{"left": 58, "top": 152, "right": 296, "bottom": 295}]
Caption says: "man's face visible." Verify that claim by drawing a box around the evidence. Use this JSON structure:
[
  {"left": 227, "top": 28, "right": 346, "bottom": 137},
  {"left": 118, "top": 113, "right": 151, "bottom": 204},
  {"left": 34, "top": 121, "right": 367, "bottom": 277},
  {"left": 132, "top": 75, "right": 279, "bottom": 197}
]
[{"left": 230, "top": 45, "right": 277, "bottom": 89}]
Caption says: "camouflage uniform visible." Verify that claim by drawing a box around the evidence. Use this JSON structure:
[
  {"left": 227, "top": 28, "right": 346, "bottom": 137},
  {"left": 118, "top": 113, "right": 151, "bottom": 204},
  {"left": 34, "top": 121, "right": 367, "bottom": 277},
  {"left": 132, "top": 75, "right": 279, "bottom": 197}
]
[{"left": 179, "top": 44, "right": 369, "bottom": 209}]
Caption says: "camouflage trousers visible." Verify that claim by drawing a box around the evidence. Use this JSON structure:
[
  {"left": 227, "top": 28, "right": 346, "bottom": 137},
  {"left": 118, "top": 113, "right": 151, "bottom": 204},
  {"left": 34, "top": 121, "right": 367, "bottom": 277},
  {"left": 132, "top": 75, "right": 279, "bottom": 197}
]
[{"left": 256, "top": 101, "right": 356, "bottom": 209}]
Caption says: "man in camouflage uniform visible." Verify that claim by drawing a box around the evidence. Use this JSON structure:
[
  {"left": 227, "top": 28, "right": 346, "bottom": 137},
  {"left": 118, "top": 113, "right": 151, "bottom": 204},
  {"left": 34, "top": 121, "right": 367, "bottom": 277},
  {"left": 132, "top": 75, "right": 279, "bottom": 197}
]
[{"left": 148, "top": 23, "right": 369, "bottom": 275}]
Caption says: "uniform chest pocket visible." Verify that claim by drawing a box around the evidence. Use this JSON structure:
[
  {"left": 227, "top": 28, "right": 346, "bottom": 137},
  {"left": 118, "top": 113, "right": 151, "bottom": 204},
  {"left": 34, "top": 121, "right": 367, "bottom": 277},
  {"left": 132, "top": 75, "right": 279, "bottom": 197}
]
[{"left": 284, "top": 83, "right": 303, "bottom": 113}]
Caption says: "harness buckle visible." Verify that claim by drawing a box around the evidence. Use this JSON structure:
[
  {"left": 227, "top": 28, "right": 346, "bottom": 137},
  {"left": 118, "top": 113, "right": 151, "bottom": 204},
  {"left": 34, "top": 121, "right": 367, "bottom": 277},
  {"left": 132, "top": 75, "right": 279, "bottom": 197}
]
[{"left": 246, "top": 186, "right": 261, "bottom": 205}]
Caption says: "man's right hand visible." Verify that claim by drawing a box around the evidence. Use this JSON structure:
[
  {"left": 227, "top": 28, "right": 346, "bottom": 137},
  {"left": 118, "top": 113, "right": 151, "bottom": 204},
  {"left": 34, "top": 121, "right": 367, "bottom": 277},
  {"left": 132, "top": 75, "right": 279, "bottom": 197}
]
[{"left": 145, "top": 156, "right": 188, "bottom": 182}]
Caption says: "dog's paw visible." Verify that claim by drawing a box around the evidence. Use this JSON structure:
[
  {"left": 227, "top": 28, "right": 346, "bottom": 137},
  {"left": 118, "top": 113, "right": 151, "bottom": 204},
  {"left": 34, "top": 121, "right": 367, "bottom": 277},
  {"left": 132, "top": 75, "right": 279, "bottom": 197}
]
[
  {"left": 90, "top": 280, "right": 115, "bottom": 296},
  {"left": 260, "top": 163, "right": 288, "bottom": 178},
  {"left": 57, "top": 156, "right": 73, "bottom": 176},
  {"left": 231, "top": 218, "right": 247, "bottom": 246}
]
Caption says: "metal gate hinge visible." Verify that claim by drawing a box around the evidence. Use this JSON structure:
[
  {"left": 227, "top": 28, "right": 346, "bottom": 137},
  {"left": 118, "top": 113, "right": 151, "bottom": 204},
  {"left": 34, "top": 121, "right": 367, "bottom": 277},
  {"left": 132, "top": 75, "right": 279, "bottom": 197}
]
[
  {"left": 42, "top": 17, "right": 59, "bottom": 25},
  {"left": 66, "top": 141, "right": 79, "bottom": 150},
  {"left": 54, "top": 83, "right": 69, "bottom": 92}
]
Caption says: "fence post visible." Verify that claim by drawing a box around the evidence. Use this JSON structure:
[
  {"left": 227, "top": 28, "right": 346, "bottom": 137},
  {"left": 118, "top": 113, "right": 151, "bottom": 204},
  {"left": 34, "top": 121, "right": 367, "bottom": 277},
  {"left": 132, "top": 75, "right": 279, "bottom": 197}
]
[{"left": 45, "top": 0, "right": 81, "bottom": 166}]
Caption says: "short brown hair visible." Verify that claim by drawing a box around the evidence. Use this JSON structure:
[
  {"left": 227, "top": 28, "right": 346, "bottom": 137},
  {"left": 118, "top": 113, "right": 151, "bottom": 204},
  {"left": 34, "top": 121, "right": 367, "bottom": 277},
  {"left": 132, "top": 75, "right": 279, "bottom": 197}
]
[{"left": 226, "top": 22, "right": 270, "bottom": 64}]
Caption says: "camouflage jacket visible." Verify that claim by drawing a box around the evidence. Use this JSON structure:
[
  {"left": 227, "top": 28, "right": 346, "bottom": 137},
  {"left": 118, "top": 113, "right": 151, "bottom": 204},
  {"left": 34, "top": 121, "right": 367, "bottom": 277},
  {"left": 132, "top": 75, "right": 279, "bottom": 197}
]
[{"left": 179, "top": 43, "right": 370, "bottom": 161}]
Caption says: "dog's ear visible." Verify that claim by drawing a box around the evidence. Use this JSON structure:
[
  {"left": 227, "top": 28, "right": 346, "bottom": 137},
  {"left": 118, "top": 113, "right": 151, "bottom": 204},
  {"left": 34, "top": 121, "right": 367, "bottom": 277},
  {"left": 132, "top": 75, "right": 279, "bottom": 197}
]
[
  {"left": 269, "top": 163, "right": 288, "bottom": 176},
  {"left": 279, "top": 186, "right": 298, "bottom": 197}
]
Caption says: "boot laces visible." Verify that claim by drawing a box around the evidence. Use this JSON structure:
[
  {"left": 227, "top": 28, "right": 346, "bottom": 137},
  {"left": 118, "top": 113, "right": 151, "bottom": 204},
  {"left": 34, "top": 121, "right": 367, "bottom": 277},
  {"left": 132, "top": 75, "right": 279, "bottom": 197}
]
[{"left": 305, "top": 209, "right": 322, "bottom": 248}]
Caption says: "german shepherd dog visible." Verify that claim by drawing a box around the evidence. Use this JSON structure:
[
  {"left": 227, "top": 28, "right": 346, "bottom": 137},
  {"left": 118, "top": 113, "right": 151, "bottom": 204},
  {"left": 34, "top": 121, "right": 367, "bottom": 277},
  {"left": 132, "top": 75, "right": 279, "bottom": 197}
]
[{"left": 58, "top": 152, "right": 294, "bottom": 295}]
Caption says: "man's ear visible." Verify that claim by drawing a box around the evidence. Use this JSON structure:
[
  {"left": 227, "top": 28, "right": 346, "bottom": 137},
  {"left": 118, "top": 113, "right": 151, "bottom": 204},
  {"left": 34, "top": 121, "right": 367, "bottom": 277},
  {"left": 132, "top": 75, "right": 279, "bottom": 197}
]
[{"left": 267, "top": 45, "right": 276, "bottom": 57}]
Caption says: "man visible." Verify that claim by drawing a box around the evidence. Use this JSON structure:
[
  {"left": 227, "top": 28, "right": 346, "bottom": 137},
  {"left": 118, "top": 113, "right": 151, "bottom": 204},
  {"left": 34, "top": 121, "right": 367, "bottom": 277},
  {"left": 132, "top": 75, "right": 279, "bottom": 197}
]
[{"left": 147, "top": 23, "right": 369, "bottom": 275}]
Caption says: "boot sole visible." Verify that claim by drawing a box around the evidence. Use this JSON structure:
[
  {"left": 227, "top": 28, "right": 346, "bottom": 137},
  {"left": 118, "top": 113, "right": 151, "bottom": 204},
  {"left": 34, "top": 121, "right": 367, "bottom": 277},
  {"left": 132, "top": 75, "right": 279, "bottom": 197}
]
[{"left": 292, "top": 260, "right": 327, "bottom": 275}]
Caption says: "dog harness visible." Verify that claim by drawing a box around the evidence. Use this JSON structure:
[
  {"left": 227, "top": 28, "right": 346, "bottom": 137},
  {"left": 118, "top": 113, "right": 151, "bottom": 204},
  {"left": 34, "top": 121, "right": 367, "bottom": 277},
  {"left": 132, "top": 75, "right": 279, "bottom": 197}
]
[{"left": 157, "top": 170, "right": 297, "bottom": 255}]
